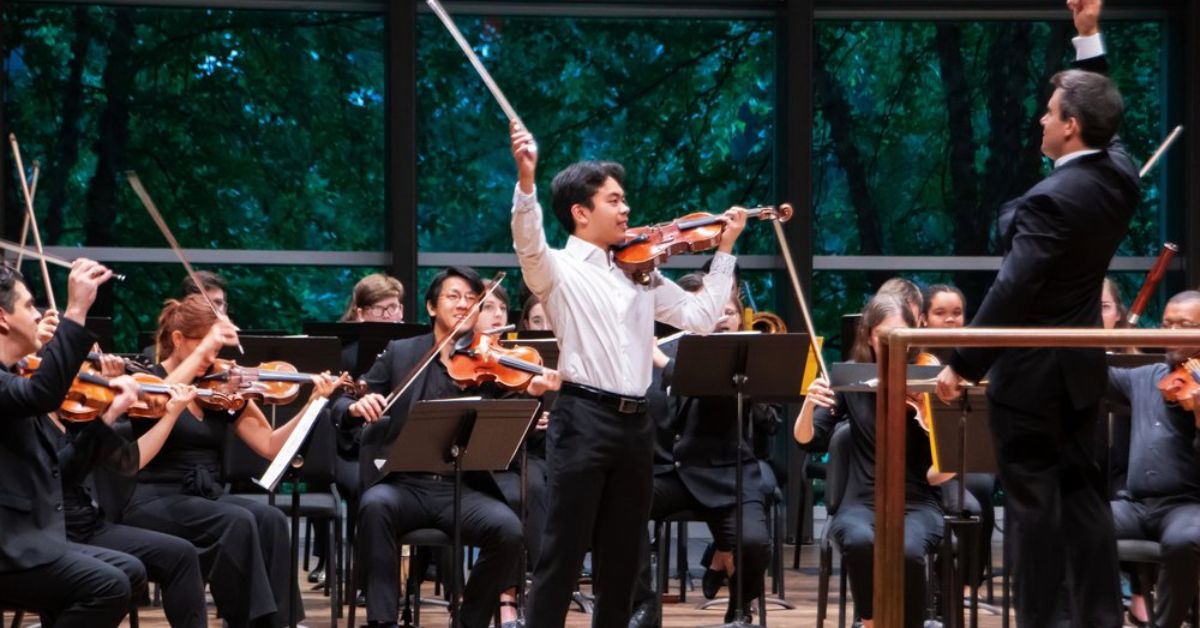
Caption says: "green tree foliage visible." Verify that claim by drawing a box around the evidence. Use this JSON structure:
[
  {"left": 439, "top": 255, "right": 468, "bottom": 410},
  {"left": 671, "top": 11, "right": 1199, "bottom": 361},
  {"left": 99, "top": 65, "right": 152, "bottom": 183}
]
[{"left": 3, "top": 5, "right": 384, "bottom": 348}]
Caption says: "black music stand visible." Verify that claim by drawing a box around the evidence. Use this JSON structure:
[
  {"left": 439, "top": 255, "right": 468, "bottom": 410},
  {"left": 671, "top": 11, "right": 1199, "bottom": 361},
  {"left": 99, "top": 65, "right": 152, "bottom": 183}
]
[
  {"left": 302, "top": 321, "right": 431, "bottom": 377},
  {"left": 377, "top": 397, "right": 540, "bottom": 628},
  {"left": 224, "top": 334, "right": 342, "bottom": 627},
  {"left": 928, "top": 388, "right": 996, "bottom": 628},
  {"left": 828, "top": 361, "right": 944, "bottom": 393},
  {"left": 672, "top": 333, "right": 808, "bottom": 627}
]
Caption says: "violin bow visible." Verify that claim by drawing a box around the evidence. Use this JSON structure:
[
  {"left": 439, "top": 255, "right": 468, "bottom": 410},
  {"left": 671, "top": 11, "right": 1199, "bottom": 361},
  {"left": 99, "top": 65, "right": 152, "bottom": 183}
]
[
  {"left": 8, "top": 135, "right": 57, "bottom": 312},
  {"left": 379, "top": 271, "right": 508, "bottom": 416},
  {"left": 771, "top": 219, "right": 829, "bottom": 380},
  {"left": 425, "top": 0, "right": 536, "bottom": 149},
  {"left": 15, "top": 160, "right": 39, "bottom": 266},
  {"left": 0, "top": 240, "right": 126, "bottom": 282},
  {"left": 125, "top": 171, "right": 243, "bottom": 354},
  {"left": 1139, "top": 125, "right": 1183, "bottom": 179}
]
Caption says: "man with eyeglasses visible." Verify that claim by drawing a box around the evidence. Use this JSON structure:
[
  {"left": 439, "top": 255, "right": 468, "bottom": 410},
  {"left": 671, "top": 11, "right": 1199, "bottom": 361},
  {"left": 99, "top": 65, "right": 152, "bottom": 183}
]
[
  {"left": 0, "top": 259, "right": 138, "bottom": 627},
  {"left": 1105, "top": 290, "right": 1200, "bottom": 628},
  {"left": 330, "top": 265, "right": 561, "bottom": 628}
]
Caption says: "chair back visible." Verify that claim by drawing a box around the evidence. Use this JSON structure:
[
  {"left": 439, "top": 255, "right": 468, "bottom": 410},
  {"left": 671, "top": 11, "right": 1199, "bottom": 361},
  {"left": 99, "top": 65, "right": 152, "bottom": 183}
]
[{"left": 824, "top": 422, "right": 853, "bottom": 517}]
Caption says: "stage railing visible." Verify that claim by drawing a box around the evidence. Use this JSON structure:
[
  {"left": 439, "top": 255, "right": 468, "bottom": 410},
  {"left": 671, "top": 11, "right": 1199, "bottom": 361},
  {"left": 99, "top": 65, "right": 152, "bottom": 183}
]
[{"left": 874, "top": 328, "right": 1200, "bottom": 626}]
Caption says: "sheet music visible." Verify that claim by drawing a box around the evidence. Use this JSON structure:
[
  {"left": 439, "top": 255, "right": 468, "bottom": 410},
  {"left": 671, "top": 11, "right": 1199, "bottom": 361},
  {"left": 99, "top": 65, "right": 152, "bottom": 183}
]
[{"left": 254, "top": 397, "right": 329, "bottom": 492}]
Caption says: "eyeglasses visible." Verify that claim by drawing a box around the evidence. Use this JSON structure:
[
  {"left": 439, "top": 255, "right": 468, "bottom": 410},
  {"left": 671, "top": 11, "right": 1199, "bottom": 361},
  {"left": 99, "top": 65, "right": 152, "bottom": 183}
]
[
  {"left": 364, "top": 303, "right": 402, "bottom": 317},
  {"left": 1162, "top": 321, "right": 1200, "bottom": 330},
  {"left": 440, "top": 292, "right": 479, "bottom": 304}
]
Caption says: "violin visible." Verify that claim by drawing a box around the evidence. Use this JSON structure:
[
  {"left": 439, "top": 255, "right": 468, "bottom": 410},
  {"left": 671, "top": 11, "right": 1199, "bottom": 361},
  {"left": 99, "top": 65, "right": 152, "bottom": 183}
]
[
  {"left": 1158, "top": 358, "right": 1200, "bottom": 410},
  {"left": 446, "top": 330, "right": 544, "bottom": 391},
  {"left": 17, "top": 356, "right": 243, "bottom": 421},
  {"left": 612, "top": 204, "right": 793, "bottom": 284},
  {"left": 198, "top": 359, "right": 363, "bottom": 407}
]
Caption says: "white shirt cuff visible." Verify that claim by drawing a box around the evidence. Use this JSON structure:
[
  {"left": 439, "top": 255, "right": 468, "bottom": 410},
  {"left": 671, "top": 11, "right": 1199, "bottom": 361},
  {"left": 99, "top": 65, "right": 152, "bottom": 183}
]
[
  {"left": 708, "top": 251, "right": 737, "bottom": 276},
  {"left": 512, "top": 183, "right": 539, "bottom": 213},
  {"left": 1072, "top": 33, "right": 1104, "bottom": 61}
]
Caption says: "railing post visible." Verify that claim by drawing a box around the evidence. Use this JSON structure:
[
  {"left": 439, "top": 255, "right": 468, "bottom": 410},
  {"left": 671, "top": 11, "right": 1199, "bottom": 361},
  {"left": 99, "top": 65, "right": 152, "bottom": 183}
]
[{"left": 874, "top": 335, "right": 909, "bottom": 626}]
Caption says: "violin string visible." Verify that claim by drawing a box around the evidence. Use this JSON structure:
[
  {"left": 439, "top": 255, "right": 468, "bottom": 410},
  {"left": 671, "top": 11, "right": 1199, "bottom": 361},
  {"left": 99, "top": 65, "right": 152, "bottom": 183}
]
[
  {"left": 126, "top": 171, "right": 243, "bottom": 354},
  {"left": 8, "top": 134, "right": 57, "bottom": 312}
]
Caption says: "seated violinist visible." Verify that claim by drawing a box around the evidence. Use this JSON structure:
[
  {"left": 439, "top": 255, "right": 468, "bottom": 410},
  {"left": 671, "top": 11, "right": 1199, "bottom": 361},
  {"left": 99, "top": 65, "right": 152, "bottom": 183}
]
[
  {"left": 1106, "top": 290, "right": 1200, "bottom": 628},
  {"left": 795, "top": 294, "right": 943, "bottom": 628},
  {"left": 51, "top": 351, "right": 207, "bottom": 627},
  {"left": 0, "top": 259, "right": 138, "bottom": 627},
  {"left": 475, "top": 281, "right": 551, "bottom": 573},
  {"left": 331, "top": 266, "right": 561, "bottom": 628},
  {"left": 120, "top": 294, "right": 339, "bottom": 628}
]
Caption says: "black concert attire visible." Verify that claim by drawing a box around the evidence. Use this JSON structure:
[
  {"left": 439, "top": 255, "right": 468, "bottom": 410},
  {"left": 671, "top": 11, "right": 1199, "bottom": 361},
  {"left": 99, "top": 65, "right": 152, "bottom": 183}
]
[
  {"left": 946, "top": 47, "right": 1139, "bottom": 627},
  {"left": 54, "top": 417, "right": 208, "bottom": 628},
  {"left": 630, "top": 341, "right": 778, "bottom": 622},
  {"left": 805, "top": 390, "right": 944, "bottom": 628},
  {"left": 1107, "top": 364, "right": 1200, "bottom": 628},
  {"left": 330, "top": 333, "right": 523, "bottom": 628},
  {"left": 121, "top": 365, "right": 301, "bottom": 628},
  {"left": 0, "top": 318, "right": 132, "bottom": 627}
]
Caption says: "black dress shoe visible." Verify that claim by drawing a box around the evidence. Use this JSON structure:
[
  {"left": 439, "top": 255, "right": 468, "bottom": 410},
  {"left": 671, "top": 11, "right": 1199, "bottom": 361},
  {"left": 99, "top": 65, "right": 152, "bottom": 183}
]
[
  {"left": 700, "top": 543, "right": 726, "bottom": 600},
  {"left": 628, "top": 599, "right": 659, "bottom": 628}
]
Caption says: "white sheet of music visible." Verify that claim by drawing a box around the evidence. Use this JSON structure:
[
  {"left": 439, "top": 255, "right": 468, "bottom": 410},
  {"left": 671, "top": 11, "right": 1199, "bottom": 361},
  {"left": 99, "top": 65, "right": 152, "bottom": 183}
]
[{"left": 254, "top": 397, "right": 329, "bottom": 492}]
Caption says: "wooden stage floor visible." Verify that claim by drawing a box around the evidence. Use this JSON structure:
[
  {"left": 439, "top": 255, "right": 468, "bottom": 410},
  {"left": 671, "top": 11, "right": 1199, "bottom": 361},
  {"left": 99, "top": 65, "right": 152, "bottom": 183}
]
[{"left": 4, "top": 540, "right": 1032, "bottom": 627}]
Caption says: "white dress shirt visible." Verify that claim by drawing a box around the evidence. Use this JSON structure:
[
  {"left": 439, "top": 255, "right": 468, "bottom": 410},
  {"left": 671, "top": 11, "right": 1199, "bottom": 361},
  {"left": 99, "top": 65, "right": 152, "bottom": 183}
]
[
  {"left": 511, "top": 184, "right": 736, "bottom": 397},
  {"left": 1053, "top": 32, "right": 1106, "bottom": 169}
]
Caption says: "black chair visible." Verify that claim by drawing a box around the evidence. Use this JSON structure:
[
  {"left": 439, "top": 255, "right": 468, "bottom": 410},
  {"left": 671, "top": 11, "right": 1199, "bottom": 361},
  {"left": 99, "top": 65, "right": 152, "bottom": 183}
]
[
  {"left": 223, "top": 406, "right": 344, "bottom": 628},
  {"left": 816, "top": 422, "right": 852, "bottom": 628},
  {"left": 346, "top": 528, "right": 456, "bottom": 628},
  {"left": 1117, "top": 538, "right": 1200, "bottom": 627}
]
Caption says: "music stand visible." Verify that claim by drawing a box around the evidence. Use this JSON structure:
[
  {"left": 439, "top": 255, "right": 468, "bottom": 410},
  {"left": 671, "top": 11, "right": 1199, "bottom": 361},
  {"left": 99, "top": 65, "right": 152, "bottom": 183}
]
[
  {"left": 376, "top": 397, "right": 540, "bottom": 628},
  {"left": 220, "top": 334, "right": 342, "bottom": 628},
  {"left": 828, "top": 362, "right": 943, "bottom": 393},
  {"left": 928, "top": 388, "right": 996, "bottom": 628},
  {"left": 302, "top": 321, "right": 431, "bottom": 377},
  {"left": 672, "top": 333, "right": 808, "bottom": 627}
]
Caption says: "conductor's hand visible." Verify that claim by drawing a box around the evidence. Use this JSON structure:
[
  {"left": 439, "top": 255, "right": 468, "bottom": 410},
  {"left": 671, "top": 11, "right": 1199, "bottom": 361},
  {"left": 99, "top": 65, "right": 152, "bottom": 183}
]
[
  {"left": 1068, "top": 0, "right": 1101, "bottom": 37},
  {"left": 716, "top": 206, "right": 749, "bottom": 254},
  {"left": 935, "top": 365, "right": 966, "bottom": 404},
  {"left": 511, "top": 121, "right": 538, "bottom": 195},
  {"left": 805, "top": 377, "right": 836, "bottom": 409},
  {"left": 349, "top": 392, "right": 387, "bottom": 423}
]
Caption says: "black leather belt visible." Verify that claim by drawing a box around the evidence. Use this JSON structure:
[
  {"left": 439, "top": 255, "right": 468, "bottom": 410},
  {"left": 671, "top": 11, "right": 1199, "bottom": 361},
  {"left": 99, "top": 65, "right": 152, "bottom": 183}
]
[{"left": 561, "top": 382, "right": 648, "bottom": 414}]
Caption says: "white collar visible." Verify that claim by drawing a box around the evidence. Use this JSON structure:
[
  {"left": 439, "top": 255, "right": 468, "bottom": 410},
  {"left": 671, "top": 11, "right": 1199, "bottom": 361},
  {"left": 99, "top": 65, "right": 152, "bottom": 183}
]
[{"left": 1054, "top": 148, "right": 1102, "bottom": 168}]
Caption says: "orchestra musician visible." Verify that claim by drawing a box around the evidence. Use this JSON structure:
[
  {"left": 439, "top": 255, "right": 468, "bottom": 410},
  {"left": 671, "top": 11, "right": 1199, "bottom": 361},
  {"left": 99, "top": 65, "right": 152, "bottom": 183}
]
[
  {"left": 629, "top": 273, "right": 780, "bottom": 626},
  {"left": 331, "top": 266, "right": 560, "bottom": 628},
  {"left": 796, "top": 294, "right": 944, "bottom": 628},
  {"left": 1106, "top": 290, "right": 1200, "bottom": 628},
  {"left": 120, "top": 294, "right": 338, "bottom": 628},
  {"left": 0, "top": 259, "right": 137, "bottom": 627},
  {"left": 509, "top": 121, "right": 747, "bottom": 627},
  {"left": 935, "top": 0, "right": 1140, "bottom": 624}
]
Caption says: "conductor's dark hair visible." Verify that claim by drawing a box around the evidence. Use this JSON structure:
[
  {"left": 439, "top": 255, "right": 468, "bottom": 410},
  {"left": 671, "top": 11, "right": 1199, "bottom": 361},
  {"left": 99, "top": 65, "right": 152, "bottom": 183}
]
[
  {"left": 550, "top": 161, "right": 626, "bottom": 233},
  {"left": 1050, "top": 69, "right": 1124, "bottom": 148},
  {"left": 424, "top": 266, "right": 484, "bottom": 309},
  {"left": 0, "top": 265, "right": 25, "bottom": 312}
]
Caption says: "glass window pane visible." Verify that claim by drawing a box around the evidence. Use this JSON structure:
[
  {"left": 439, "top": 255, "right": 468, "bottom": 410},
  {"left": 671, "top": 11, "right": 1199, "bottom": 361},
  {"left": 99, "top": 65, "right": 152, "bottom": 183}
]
[
  {"left": 416, "top": 15, "right": 777, "bottom": 254},
  {"left": 3, "top": 5, "right": 385, "bottom": 251}
]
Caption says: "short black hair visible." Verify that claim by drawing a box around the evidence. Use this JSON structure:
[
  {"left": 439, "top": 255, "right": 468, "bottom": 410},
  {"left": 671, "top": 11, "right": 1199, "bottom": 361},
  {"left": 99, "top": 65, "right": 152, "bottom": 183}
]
[
  {"left": 1050, "top": 69, "right": 1124, "bottom": 148},
  {"left": 424, "top": 266, "right": 484, "bottom": 310},
  {"left": 181, "top": 270, "right": 226, "bottom": 296},
  {"left": 0, "top": 265, "right": 25, "bottom": 312},
  {"left": 550, "top": 161, "right": 626, "bottom": 233},
  {"left": 677, "top": 272, "right": 706, "bottom": 293}
]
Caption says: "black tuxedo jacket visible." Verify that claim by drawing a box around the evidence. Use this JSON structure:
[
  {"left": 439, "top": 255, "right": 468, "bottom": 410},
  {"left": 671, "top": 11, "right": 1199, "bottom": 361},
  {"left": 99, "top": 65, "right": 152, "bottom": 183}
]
[
  {"left": 330, "top": 333, "right": 504, "bottom": 496},
  {"left": 0, "top": 318, "right": 110, "bottom": 572},
  {"left": 949, "top": 55, "right": 1140, "bottom": 413}
]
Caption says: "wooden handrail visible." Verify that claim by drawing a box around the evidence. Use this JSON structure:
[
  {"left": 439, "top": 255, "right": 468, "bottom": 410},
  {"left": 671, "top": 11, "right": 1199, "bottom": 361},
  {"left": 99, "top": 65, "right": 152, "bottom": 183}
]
[{"left": 874, "top": 328, "right": 1200, "bottom": 626}]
